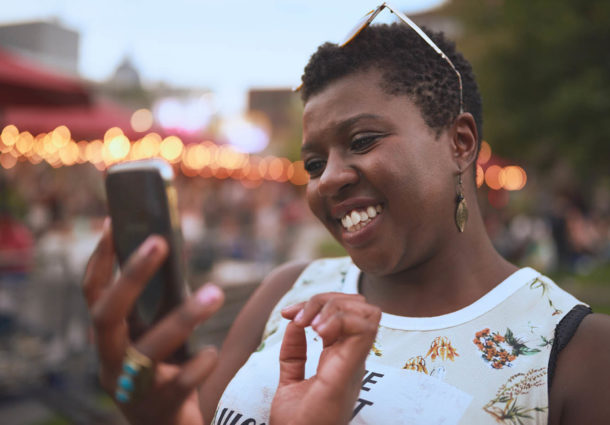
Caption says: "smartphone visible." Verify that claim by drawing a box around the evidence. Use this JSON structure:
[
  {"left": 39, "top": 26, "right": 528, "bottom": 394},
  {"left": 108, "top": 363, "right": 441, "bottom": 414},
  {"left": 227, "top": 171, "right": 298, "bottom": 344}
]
[{"left": 105, "top": 158, "right": 188, "bottom": 361}]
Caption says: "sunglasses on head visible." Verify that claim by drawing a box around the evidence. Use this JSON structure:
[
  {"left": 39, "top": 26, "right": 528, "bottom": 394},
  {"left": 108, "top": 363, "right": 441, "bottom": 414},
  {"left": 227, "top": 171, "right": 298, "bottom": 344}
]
[{"left": 297, "top": 2, "right": 464, "bottom": 115}]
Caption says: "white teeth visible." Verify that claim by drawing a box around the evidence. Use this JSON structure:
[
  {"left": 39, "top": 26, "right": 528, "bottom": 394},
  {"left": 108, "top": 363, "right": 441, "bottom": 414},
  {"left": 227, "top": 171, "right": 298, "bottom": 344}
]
[
  {"left": 343, "top": 215, "right": 353, "bottom": 227},
  {"left": 366, "top": 206, "right": 377, "bottom": 218},
  {"left": 340, "top": 204, "right": 383, "bottom": 232}
]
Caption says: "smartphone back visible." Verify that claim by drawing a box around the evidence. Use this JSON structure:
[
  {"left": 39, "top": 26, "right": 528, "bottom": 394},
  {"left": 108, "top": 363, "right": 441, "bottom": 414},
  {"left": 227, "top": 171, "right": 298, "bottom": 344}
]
[{"left": 106, "top": 159, "right": 187, "bottom": 341}]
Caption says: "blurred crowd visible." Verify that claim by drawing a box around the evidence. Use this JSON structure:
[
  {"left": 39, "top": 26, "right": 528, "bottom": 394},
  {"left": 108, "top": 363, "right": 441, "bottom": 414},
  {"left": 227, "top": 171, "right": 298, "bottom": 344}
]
[{"left": 484, "top": 186, "right": 610, "bottom": 276}]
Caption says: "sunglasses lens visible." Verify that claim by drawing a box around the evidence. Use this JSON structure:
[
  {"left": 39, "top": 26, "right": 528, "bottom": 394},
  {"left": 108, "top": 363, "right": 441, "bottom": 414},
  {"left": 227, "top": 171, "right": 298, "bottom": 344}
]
[{"left": 339, "top": 10, "right": 376, "bottom": 47}]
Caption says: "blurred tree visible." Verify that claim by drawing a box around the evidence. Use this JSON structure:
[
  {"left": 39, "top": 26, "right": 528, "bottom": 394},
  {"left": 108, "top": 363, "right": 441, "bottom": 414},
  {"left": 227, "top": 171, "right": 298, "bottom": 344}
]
[{"left": 447, "top": 0, "right": 610, "bottom": 183}]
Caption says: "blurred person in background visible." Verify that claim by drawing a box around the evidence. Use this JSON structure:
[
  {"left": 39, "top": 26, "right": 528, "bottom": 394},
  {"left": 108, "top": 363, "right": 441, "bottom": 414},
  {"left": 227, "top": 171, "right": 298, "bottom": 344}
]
[{"left": 82, "top": 4, "right": 610, "bottom": 425}]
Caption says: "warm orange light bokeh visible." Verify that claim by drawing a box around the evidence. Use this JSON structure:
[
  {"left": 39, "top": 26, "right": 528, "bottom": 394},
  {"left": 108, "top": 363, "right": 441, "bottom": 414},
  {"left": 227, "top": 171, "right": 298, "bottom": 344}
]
[
  {"left": 485, "top": 165, "right": 505, "bottom": 190},
  {"left": 502, "top": 166, "right": 527, "bottom": 191},
  {"left": 476, "top": 164, "right": 484, "bottom": 188},
  {"left": 160, "top": 136, "right": 183, "bottom": 162},
  {"left": 107, "top": 135, "right": 131, "bottom": 160},
  {"left": 477, "top": 141, "right": 492, "bottom": 164}
]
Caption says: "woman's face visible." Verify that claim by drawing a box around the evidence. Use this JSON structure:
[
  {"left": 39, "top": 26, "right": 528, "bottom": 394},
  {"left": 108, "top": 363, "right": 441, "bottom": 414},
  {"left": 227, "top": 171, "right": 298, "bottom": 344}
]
[{"left": 302, "top": 68, "right": 458, "bottom": 276}]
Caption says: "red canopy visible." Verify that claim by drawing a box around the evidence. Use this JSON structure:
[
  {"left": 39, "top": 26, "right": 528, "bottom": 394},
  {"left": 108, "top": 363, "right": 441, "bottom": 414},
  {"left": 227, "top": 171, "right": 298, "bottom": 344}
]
[
  {"left": 0, "top": 48, "right": 90, "bottom": 106},
  {"left": 2, "top": 99, "right": 143, "bottom": 140}
]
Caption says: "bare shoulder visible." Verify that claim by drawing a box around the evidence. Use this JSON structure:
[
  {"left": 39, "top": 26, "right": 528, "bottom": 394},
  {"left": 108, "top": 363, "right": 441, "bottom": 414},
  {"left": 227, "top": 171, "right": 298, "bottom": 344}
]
[
  {"left": 199, "top": 260, "right": 310, "bottom": 420},
  {"left": 549, "top": 312, "right": 610, "bottom": 425}
]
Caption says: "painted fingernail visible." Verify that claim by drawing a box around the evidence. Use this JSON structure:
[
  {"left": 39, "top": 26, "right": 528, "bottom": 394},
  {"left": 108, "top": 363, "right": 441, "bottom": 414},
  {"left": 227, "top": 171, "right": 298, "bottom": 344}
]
[
  {"left": 294, "top": 309, "right": 304, "bottom": 322},
  {"left": 311, "top": 314, "right": 321, "bottom": 327},
  {"left": 141, "top": 236, "right": 162, "bottom": 256},
  {"left": 102, "top": 217, "right": 111, "bottom": 234},
  {"left": 196, "top": 285, "right": 222, "bottom": 307}
]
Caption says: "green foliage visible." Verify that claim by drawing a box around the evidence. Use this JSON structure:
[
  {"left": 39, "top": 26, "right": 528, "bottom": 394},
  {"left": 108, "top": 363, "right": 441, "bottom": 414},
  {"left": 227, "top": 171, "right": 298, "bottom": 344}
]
[{"left": 453, "top": 0, "right": 610, "bottom": 181}]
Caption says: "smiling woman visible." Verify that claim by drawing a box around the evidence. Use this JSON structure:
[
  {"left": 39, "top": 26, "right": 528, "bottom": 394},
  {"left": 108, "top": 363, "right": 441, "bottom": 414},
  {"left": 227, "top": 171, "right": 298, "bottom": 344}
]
[{"left": 82, "top": 4, "right": 610, "bottom": 425}]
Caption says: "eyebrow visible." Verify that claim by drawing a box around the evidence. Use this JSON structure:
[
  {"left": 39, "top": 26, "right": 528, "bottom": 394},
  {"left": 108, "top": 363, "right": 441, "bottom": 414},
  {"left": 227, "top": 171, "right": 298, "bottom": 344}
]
[{"left": 301, "top": 113, "right": 384, "bottom": 154}]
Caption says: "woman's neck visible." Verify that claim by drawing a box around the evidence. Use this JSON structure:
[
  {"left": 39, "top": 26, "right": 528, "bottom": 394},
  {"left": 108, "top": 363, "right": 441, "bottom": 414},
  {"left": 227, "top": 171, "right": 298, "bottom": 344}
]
[{"left": 359, "top": 212, "right": 518, "bottom": 317}]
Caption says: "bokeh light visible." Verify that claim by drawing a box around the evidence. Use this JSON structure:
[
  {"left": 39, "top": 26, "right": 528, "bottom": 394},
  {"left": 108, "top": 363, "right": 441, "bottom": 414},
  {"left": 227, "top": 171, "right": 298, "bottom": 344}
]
[
  {"left": 476, "top": 164, "right": 484, "bottom": 188},
  {"left": 140, "top": 133, "right": 162, "bottom": 158},
  {"left": 485, "top": 165, "right": 505, "bottom": 190},
  {"left": 1, "top": 125, "right": 19, "bottom": 150},
  {"left": 107, "top": 134, "right": 131, "bottom": 160},
  {"left": 0, "top": 153, "right": 17, "bottom": 169},
  {"left": 131, "top": 108, "right": 154, "bottom": 132},
  {"left": 51, "top": 126, "right": 71, "bottom": 148},
  {"left": 16, "top": 131, "right": 34, "bottom": 155},
  {"left": 160, "top": 136, "right": 184, "bottom": 162},
  {"left": 478, "top": 141, "right": 492, "bottom": 164},
  {"left": 501, "top": 165, "right": 527, "bottom": 191}
]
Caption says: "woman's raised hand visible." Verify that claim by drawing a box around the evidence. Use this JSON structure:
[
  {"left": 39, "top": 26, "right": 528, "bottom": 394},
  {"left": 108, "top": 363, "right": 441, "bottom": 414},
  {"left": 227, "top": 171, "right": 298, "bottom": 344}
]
[
  {"left": 271, "top": 293, "right": 381, "bottom": 425},
  {"left": 82, "top": 219, "right": 224, "bottom": 425}
]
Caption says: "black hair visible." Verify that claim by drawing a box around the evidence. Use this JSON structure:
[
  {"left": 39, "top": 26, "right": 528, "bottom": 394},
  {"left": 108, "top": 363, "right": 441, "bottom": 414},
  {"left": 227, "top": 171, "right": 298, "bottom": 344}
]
[{"left": 300, "top": 23, "right": 483, "bottom": 146}]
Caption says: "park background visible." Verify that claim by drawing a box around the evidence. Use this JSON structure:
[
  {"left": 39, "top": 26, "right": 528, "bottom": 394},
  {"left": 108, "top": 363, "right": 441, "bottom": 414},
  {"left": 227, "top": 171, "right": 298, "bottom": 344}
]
[{"left": 1, "top": 0, "right": 609, "bottom": 423}]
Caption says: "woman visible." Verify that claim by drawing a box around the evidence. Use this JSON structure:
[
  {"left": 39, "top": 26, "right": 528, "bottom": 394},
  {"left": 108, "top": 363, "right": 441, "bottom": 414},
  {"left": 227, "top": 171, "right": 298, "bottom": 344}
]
[{"left": 83, "top": 5, "right": 610, "bottom": 425}]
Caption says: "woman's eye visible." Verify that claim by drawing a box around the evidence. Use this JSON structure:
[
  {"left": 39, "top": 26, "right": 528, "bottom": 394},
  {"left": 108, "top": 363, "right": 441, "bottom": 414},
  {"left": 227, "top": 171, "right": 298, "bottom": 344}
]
[
  {"left": 304, "top": 159, "right": 325, "bottom": 176},
  {"left": 350, "top": 135, "right": 379, "bottom": 152}
]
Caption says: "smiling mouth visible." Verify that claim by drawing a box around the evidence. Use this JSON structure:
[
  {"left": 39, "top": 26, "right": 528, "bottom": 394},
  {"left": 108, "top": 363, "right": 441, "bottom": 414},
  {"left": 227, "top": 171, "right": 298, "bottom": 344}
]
[{"left": 339, "top": 204, "right": 383, "bottom": 233}]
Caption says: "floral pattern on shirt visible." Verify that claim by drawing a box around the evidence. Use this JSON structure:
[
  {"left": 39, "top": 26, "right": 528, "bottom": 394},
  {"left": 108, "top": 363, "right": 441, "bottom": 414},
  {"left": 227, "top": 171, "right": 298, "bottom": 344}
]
[
  {"left": 483, "top": 367, "right": 547, "bottom": 424},
  {"left": 474, "top": 328, "right": 541, "bottom": 369}
]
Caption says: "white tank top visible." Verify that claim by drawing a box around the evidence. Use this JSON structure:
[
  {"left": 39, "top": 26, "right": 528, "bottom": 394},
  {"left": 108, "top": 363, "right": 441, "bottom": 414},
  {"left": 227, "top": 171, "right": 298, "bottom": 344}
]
[{"left": 213, "top": 257, "right": 584, "bottom": 425}]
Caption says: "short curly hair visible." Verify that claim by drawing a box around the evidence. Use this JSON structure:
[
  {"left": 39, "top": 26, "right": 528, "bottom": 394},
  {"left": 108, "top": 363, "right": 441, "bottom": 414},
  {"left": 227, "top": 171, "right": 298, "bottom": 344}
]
[{"left": 300, "top": 23, "right": 483, "bottom": 145}]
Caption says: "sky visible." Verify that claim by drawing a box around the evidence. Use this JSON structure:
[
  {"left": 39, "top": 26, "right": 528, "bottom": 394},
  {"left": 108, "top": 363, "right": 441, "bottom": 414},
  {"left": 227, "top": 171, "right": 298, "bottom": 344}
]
[{"left": 2, "top": 0, "right": 445, "bottom": 114}]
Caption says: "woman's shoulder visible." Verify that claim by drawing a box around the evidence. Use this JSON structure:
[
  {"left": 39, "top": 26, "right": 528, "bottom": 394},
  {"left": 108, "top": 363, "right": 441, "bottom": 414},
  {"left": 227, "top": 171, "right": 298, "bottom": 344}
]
[{"left": 548, "top": 312, "right": 610, "bottom": 424}]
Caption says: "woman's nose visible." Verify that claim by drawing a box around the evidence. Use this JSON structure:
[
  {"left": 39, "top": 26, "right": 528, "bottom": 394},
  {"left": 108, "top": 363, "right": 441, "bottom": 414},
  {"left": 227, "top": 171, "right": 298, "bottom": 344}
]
[{"left": 317, "top": 151, "right": 359, "bottom": 197}]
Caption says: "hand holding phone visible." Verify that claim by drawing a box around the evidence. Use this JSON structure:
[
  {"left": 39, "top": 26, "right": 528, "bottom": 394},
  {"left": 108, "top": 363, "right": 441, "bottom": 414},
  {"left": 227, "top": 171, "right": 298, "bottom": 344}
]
[{"left": 105, "top": 158, "right": 189, "bottom": 360}]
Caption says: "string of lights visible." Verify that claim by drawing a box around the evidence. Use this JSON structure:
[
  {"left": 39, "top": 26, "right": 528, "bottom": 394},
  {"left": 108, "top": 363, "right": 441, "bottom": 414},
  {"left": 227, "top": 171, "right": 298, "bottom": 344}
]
[{"left": 0, "top": 124, "right": 526, "bottom": 194}]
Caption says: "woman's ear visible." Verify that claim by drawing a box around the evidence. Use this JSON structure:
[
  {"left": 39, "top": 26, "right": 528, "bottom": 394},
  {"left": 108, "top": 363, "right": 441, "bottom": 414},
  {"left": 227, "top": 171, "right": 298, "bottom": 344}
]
[{"left": 451, "top": 112, "right": 479, "bottom": 171}]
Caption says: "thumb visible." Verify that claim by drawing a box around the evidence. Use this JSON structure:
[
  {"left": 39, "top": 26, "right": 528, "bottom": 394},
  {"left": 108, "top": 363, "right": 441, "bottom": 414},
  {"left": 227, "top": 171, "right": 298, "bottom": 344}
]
[{"left": 278, "top": 321, "right": 307, "bottom": 387}]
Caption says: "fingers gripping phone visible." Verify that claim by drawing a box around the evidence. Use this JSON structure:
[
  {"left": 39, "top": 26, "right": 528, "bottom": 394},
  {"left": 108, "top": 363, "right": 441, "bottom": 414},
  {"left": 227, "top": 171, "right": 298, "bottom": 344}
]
[{"left": 105, "top": 158, "right": 189, "bottom": 362}]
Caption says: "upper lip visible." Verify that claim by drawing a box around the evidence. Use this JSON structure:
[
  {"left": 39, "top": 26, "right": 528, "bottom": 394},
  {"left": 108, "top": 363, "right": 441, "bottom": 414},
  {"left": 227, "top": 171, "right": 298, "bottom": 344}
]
[{"left": 330, "top": 197, "right": 383, "bottom": 220}]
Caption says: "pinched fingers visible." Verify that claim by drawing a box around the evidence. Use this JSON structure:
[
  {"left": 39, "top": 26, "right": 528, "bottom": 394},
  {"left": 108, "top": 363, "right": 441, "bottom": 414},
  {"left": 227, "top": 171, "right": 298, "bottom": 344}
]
[
  {"left": 278, "top": 322, "right": 308, "bottom": 387},
  {"left": 135, "top": 284, "right": 224, "bottom": 362},
  {"left": 315, "top": 308, "right": 380, "bottom": 349},
  {"left": 282, "top": 293, "right": 371, "bottom": 329}
]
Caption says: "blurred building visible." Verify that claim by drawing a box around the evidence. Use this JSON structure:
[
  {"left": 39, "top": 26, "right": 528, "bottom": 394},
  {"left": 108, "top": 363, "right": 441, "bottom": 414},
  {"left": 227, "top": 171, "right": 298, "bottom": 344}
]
[{"left": 0, "top": 20, "right": 79, "bottom": 76}]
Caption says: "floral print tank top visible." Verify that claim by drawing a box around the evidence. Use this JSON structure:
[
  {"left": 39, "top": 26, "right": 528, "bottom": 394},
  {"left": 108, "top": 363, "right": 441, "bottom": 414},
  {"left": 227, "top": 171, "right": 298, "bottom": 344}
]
[{"left": 213, "top": 258, "right": 584, "bottom": 425}]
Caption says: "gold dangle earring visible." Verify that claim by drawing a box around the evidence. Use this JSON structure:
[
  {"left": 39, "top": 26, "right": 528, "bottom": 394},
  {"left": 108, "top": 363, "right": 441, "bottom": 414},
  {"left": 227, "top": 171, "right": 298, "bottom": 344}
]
[{"left": 455, "top": 172, "right": 468, "bottom": 232}]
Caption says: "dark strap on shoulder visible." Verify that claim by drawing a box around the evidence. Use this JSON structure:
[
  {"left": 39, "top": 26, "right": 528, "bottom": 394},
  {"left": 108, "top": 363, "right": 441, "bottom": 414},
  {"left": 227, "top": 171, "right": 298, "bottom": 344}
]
[{"left": 548, "top": 304, "right": 593, "bottom": 390}]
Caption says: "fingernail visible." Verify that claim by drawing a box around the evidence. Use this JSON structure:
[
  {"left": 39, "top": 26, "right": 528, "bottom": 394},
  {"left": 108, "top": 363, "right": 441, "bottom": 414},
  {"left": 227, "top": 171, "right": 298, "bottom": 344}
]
[
  {"left": 196, "top": 285, "right": 222, "bottom": 307},
  {"left": 102, "top": 217, "right": 111, "bottom": 234},
  {"left": 311, "top": 314, "right": 321, "bottom": 327},
  {"left": 294, "top": 309, "right": 304, "bottom": 323},
  {"left": 141, "top": 236, "right": 162, "bottom": 256}
]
